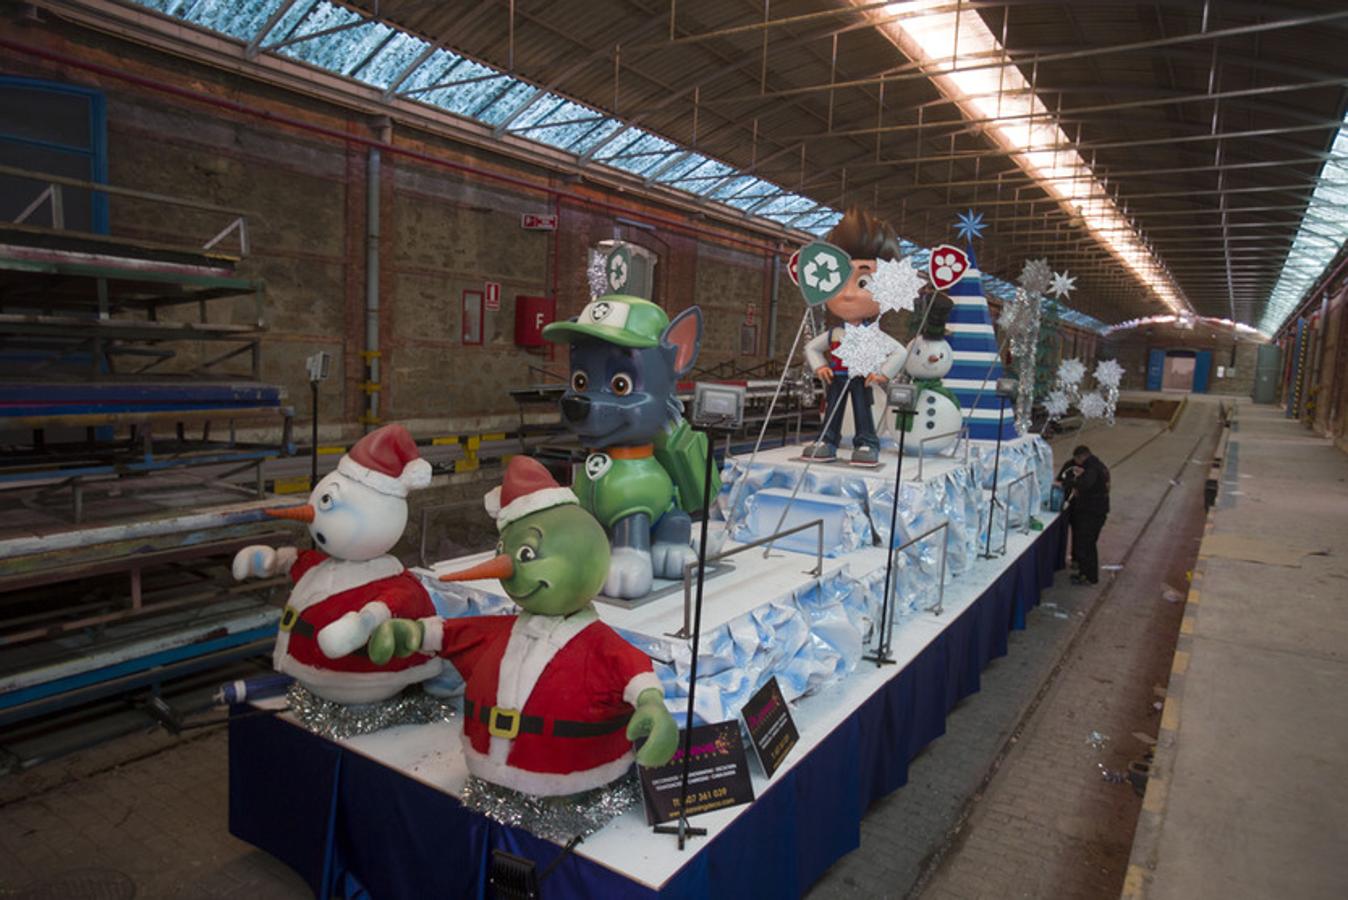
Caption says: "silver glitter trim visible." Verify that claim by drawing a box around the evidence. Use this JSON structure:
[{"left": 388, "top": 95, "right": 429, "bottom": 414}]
[
  {"left": 286, "top": 684, "right": 457, "bottom": 740},
  {"left": 459, "top": 773, "right": 642, "bottom": 844}
]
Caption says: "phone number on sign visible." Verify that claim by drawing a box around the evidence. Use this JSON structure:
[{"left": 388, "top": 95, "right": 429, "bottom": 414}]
[{"left": 671, "top": 786, "right": 730, "bottom": 810}]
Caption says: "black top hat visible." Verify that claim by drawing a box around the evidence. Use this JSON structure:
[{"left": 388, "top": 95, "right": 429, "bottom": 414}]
[{"left": 921, "top": 295, "right": 953, "bottom": 339}]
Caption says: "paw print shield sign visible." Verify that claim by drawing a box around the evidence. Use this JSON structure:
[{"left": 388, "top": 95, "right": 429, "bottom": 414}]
[
  {"left": 927, "top": 244, "right": 971, "bottom": 292},
  {"left": 796, "top": 241, "right": 853, "bottom": 307}
]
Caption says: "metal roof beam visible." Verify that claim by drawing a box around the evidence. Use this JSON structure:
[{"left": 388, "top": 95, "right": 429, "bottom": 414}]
[{"left": 699, "top": 9, "right": 1348, "bottom": 107}]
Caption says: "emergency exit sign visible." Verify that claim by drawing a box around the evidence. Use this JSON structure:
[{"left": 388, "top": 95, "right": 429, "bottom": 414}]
[{"left": 521, "top": 212, "right": 558, "bottom": 230}]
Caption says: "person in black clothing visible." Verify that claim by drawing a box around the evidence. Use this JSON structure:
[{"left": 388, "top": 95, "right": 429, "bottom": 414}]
[{"left": 1057, "top": 445, "right": 1110, "bottom": 585}]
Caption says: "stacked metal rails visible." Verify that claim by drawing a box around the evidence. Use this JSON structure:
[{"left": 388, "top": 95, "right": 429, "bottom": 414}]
[{"left": 0, "top": 175, "right": 296, "bottom": 756}]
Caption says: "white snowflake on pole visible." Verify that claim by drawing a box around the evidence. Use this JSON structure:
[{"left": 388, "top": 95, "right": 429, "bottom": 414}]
[
  {"left": 1057, "top": 357, "right": 1087, "bottom": 387},
  {"left": 1049, "top": 269, "right": 1077, "bottom": 299},
  {"left": 1094, "top": 359, "right": 1125, "bottom": 389},
  {"left": 871, "top": 256, "right": 924, "bottom": 315},
  {"left": 1078, "top": 392, "right": 1108, "bottom": 420},
  {"left": 1018, "top": 258, "right": 1053, "bottom": 295},
  {"left": 834, "top": 322, "right": 900, "bottom": 378},
  {"left": 1044, "top": 390, "right": 1071, "bottom": 418}
]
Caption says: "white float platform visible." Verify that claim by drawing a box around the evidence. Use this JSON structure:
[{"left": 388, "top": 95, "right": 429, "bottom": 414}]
[{"left": 241, "top": 511, "right": 1058, "bottom": 894}]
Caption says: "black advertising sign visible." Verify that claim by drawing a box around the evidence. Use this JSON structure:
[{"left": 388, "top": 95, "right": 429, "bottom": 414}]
[
  {"left": 740, "top": 676, "right": 799, "bottom": 778},
  {"left": 639, "top": 720, "right": 755, "bottom": 825}
]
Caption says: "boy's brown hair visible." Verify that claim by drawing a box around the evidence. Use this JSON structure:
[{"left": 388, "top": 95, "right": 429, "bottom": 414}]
[{"left": 826, "top": 207, "right": 902, "bottom": 262}]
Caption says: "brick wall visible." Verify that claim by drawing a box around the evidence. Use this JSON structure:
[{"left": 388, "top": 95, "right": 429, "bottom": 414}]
[{"left": 4, "top": 16, "right": 784, "bottom": 442}]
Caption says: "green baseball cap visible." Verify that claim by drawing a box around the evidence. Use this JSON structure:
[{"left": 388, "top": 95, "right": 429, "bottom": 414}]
[{"left": 542, "top": 295, "right": 669, "bottom": 348}]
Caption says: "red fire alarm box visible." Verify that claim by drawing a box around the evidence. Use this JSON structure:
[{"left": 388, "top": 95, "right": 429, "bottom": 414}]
[{"left": 515, "top": 295, "right": 555, "bottom": 347}]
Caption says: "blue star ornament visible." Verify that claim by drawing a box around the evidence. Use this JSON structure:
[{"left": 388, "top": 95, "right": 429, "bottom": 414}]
[{"left": 954, "top": 209, "right": 986, "bottom": 242}]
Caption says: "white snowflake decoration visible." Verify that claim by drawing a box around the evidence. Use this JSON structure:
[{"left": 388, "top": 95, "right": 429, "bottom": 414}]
[
  {"left": 1094, "top": 359, "right": 1125, "bottom": 389},
  {"left": 1057, "top": 357, "right": 1087, "bottom": 387},
  {"left": 1044, "top": 390, "right": 1071, "bottom": 418},
  {"left": 1049, "top": 269, "right": 1077, "bottom": 300},
  {"left": 871, "top": 256, "right": 924, "bottom": 314},
  {"left": 1018, "top": 258, "right": 1053, "bottom": 295},
  {"left": 1078, "top": 392, "right": 1108, "bottom": 420},
  {"left": 587, "top": 252, "right": 609, "bottom": 298},
  {"left": 834, "top": 322, "right": 900, "bottom": 378}
]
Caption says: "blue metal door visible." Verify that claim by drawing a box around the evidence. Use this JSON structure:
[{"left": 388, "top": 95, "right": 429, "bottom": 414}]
[
  {"left": 1193, "top": 351, "right": 1213, "bottom": 393},
  {"left": 1146, "top": 349, "right": 1165, "bottom": 390}
]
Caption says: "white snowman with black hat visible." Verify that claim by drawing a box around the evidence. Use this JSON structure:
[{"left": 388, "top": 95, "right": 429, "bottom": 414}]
[{"left": 899, "top": 294, "right": 964, "bottom": 455}]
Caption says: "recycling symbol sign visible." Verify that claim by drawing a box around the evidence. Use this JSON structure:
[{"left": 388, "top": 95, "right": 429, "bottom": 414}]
[
  {"left": 797, "top": 241, "right": 853, "bottom": 307},
  {"left": 585, "top": 452, "right": 613, "bottom": 480},
  {"left": 605, "top": 245, "right": 632, "bottom": 293}
]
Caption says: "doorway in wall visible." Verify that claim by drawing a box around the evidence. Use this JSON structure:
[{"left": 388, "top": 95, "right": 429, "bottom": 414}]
[{"left": 1162, "top": 350, "right": 1196, "bottom": 391}]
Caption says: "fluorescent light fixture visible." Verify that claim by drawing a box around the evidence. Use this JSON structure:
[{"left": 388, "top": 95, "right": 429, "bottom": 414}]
[
  {"left": 1258, "top": 116, "right": 1348, "bottom": 335},
  {"left": 864, "top": 1, "right": 1192, "bottom": 315},
  {"left": 1103, "top": 314, "right": 1266, "bottom": 337}
]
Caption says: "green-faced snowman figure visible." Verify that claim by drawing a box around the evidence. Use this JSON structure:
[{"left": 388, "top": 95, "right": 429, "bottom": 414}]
[{"left": 367, "top": 455, "right": 679, "bottom": 797}]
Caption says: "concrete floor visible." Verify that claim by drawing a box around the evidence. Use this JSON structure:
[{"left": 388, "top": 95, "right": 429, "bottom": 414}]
[
  {"left": 811, "top": 396, "right": 1222, "bottom": 900},
  {"left": 1127, "top": 401, "right": 1348, "bottom": 900},
  {"left": 5, "top": 395, "right": 1325, "bottom": 900}
]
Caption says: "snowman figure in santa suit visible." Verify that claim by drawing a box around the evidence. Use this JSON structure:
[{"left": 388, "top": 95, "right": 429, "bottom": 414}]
[
  {"left": 900, "top": 295, "right": 964, "bottom": 455},
  {"left": 366, "top": 455, "right": 678, "bottom": 797},
  {"left": 231, "top": 424, "right": 442, "bottom": 705}
]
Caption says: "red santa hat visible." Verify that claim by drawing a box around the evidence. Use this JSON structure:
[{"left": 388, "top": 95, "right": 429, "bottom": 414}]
[
  {"left": 336, "top": 424, "right": 432, "bottom": 498},
  {"left": 484, "top": 456, "right": 577, "bottom": 531}
]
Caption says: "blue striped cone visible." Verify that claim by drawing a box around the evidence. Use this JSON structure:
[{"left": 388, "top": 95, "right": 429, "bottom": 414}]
[{"left": 944, "top": 249, "right": 1019, "bottom": 441}]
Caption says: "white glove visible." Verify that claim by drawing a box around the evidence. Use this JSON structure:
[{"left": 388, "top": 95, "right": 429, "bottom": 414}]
[
  {"left": 231, "top": 545, "right": 298, "bottom": 581},
  {"left": 318, "top": 602, "right": 393, "bottom": 659}
]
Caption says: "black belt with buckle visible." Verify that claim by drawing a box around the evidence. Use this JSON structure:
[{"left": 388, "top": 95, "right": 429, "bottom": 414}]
[
  {"left": 465, "top": 698, "right": 630, "bottom": 740},
  {"left": 278, "top": 606, "right": 368, "bottom": 658}
]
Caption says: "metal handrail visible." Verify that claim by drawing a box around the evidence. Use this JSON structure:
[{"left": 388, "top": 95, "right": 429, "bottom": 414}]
[
  {"left": 882, "top": 519, "right": 951, "bottom": 621},
  {"left": 915, "top": 424, "right": 971, "bottom": 480},
  {"left": 669, "top": 518, "right": 825, "bottom": 638},
  {"left": 998, "top": 471, "right": 1036, "bottom": 555}
]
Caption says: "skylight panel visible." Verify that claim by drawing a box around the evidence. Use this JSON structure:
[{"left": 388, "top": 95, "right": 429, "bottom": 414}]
[
  {"left": 351, "top": 31, "right": 431, "bottom": 89},
  {"left": 139, "top": 0, "right": 291, "bottom": 42},
  {"left": 397, "top": 49, "right": 465, "bottom": 95},
  {"left": 560, "top": 119, "right": 623, "bottom": 155},
  {"left": 651, "top": 152, "right": 710, "bottom": 184},
  {"left": 1259, "top": 120, "right": 1348, "bottom": 334},
  {"left": 665, "top": 158, "right": 735, "bottom": 188},
  {"left": 275, "top": 17, "right": 393, "bottom": 73},
  {"left": 474, "top": 81, "right": 544, "bottom": 125},
  {"left": 596, "top": 132, "right": 680, "bottom": 175}
]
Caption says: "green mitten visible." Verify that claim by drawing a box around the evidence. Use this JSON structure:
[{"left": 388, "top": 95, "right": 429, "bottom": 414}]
[
  {"left": 367, "top": 618, "right": 425, "bottom": 665},
  {"left": 627, "top": 687, "right": 679, "bottom": 767}
]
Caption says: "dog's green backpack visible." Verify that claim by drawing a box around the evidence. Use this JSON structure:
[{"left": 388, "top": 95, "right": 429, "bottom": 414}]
[{"left": 654, "top": 418, "right": 721, "bottom": 514}]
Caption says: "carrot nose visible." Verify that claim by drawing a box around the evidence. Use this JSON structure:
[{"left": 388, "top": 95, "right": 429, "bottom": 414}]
[
  {"left": 439, "top": 554, "right": 514, "bottom": 582},
  {"left": 928, "top": 355, "right": 940, "bottom": 363},
  {"left": 265, "top": 504, "right": 315, "bottom": 523}
]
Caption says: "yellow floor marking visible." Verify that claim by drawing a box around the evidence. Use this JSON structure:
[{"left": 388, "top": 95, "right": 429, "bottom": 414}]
[
  {"left": 1172, "top": 650, "right": 1189, "bottom": 675},
  {"left": 1122, "top": 865, "right": 1147, "bottom": 897},
  {"left": 1180, "top": 616, "right": 1195, "bottom": 635},
  {"left": 1161, "top": 697, "right": 1181, "bottom": 732},
  {"left": 1187, "top": 589, "right": 1201, "bottom": 605},
  {"left": 317, "top": 445, "right": 347, "bottom": 455},
  {"left": 1143, "top": 776, "right": 1168, "bottom": 813}
]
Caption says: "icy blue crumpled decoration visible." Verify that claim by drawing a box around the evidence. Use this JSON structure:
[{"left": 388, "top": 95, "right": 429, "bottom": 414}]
[
  {"left": 410, "top": 571, "right": 519, "bottom": 696},
  {"left": 717, "top": 459, "right": 870, "bottom": 525},
  {"left": 922, "top": 465, "right": 981, "bottom": 575},
  {"left": 651, "top": 567, "right": 877, "bottom": 726},
  {"left": 733, "top": 488, "right": 872, "bottom": 557},
  {"left": 969, "top": 440, "right": 1047, "bottom": 530}
]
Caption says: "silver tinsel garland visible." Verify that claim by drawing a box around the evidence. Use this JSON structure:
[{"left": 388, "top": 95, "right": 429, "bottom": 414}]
[
  {"left": 1001, "top": 286, "right": 1041, "bottom": 434},
  {"left": 460, "top": 773, "right": 643, "bottom": 844},
  {"left": 286, "top": 683, "right": 457, "bottom": 740}
]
